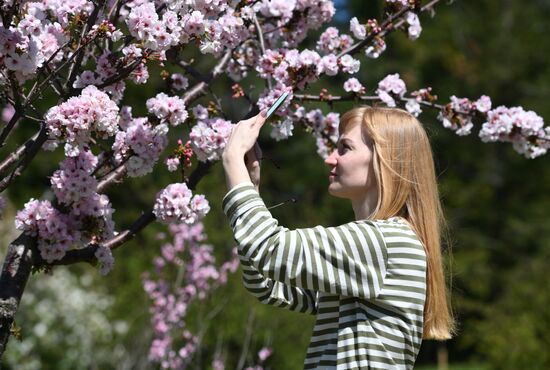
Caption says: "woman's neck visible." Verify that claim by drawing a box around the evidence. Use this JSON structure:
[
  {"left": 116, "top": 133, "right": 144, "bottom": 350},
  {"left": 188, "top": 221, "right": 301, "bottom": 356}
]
[{"left": 351, "top": 189, "right": 379, "bottom": 220}]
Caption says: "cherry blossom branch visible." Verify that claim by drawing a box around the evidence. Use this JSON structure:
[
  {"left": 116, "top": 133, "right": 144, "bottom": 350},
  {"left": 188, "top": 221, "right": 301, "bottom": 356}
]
[
  {"left": 295, "top": 92, "right": 477, "bottom": 118},
  {"left": 336, "top": 0, "right": 442, "bottom": 58},
  {"left": 181, "top": 51, "right": 233, "bottom": 105},
  {"left": 95, "top": 57, "right": 145, "bottom": 89},
  {"left": 0, "top": 129, "right": 43, "bottom": 176},
  {"left": 0, "top": 75, "right": 25, "bottom": 148},
  {"left": 97, "top": 163, "right": 128, "bottom": 193},
  {"left": 252, "top": 13, "right": 273, "bottom": 90},
  {"left": 65, "top": 0, "right": 107, "bottom": 92},
  {"left": 0, "top": 124, "right": 49, "bottom": 193},
  {"left": 0, "top": 109, "right": 22, "bottom": 149},
  {"left": 25, "top": 36, "right": 100, "bottom": 107}
]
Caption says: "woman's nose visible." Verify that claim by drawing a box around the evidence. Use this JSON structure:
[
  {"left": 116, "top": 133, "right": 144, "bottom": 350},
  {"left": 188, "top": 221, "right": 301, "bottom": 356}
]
[{"left": 324, "top": 150, "right": 338, "bottom": 166}]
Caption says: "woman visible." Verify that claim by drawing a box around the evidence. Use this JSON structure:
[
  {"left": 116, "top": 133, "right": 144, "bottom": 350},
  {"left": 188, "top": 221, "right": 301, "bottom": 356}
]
[{"left": 221, "top": 106, "right": 454, "bottom": 369}]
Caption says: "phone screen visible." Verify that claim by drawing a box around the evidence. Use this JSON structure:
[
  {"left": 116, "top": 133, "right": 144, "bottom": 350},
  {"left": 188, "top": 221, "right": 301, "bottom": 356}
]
[{"left": 266, "top": 90, "right": 291, "bottom": 118}]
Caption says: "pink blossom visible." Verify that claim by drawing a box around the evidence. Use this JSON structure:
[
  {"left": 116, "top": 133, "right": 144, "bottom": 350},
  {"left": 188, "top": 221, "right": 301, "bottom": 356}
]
[
  {"left": 350, "top": 17, "right": 366, "bottom": 40},
  {"left": 270, "top": 119, "right": 294, "bottom": 141},
  {"left": 258, "top": 347, "right": 273, "bottom": 362},
  {"left": 260, "top": 0, "right": 296, "bottom": 20},
  {"left": 365, "top": 38, "right": 386, "bottom": 59},
  {"left": 405, "top": 99, "right": 422, "bottom": 117},
  {"left": 474, "top": 95, "right": 492, "bottom": 113},
  {"left": 166, "top": 157, "right": 180, "bottom": 172},
  {"left": 406, "top": 12, "right": 422, "bottom": 40},
  {"left": 2, "top": 104, "right": 15, "bottom": 123},
  {"left": 183, "top": 11, "right": 206, "bottom": 37},
  {"left": 317, "top": 27, "right": 340, "bottom": 54},
  {"left": 338, "top": 54, "right": 360, "bottom": 74},
  {"left": 317, "top": 54, "right": 339, "bottom": 76},
  {"left": 343, "top": 77, "right": 365, "bottom": 94},
  {"left": 170, "top": 73, "right": 189, "bottom": 91}
]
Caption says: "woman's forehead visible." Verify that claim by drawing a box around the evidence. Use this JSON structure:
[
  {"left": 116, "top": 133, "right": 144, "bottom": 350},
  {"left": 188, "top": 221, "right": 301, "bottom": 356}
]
[{"left": 339, "top": 122, "right": 372, "bottom": 144}]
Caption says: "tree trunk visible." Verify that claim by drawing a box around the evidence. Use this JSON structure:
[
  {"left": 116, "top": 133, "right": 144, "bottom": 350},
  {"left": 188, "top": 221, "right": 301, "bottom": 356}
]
[{"left": 0, "top": 233, "right": 35, "bottom": 359}]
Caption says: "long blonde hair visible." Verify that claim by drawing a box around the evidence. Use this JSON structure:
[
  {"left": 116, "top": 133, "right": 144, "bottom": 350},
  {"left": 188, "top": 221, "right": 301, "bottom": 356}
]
[{"left": 339, "top": 106, "right": 455, "bottom": 340}]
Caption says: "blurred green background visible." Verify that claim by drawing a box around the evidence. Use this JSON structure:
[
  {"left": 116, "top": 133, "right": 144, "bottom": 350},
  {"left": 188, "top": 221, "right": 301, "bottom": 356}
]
[{"left": 2, "top": 0, "right": 550, "bottom": 369}]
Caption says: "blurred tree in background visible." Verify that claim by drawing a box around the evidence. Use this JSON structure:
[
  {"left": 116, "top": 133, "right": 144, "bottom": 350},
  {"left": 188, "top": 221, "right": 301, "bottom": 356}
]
[{"left": 2, "top": 0, "right": 550, "bottom": 369}]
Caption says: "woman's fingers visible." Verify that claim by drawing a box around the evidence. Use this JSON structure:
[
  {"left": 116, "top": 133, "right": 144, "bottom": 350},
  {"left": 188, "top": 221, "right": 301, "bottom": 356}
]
[
  {"left": 253, "top": 142, "right": 262, "bottom": 161},
  {"left": 225, "top": 112, "right": 267, "bottom": 159}
]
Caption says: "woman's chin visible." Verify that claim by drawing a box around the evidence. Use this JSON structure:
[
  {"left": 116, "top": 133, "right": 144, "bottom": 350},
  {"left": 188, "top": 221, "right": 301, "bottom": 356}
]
[{"left": 328, "top": 184, "right": 346, "bottom": 198}]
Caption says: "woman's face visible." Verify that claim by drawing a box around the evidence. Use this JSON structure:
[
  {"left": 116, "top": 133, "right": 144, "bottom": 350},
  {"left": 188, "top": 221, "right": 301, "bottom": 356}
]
[{"left": 324, "top": 122, "right": 377, "bottom": 200}]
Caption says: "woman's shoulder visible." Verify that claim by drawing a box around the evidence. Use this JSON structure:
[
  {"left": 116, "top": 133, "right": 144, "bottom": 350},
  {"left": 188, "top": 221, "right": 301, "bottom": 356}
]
[{"left": 352, "top": 216, "right": 410, "bottom": 228}]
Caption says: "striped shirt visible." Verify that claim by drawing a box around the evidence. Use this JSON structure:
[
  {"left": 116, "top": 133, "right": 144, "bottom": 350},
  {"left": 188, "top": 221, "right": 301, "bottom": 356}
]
[{"left": 222, "top": 182, "right": 427, "bottom": 369}]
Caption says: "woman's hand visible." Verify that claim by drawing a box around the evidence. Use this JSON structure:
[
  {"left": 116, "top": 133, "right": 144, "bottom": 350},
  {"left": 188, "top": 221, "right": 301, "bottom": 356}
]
[
  {"left": 222, "top": 111, "right": 266, "bottom": 191},
  {"left": 245, "top": 142, "right": 262, "bottom": 192},
  {"left": 222, "top": 111, "right": 267, "bottom": 161}
]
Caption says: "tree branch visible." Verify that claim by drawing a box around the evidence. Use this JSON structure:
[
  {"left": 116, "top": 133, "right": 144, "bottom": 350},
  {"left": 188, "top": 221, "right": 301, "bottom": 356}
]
[
  {"left": 0, "top": 124, "right": 49, "bottom": 193},
  {"left": 252, "top": 13, "right": 272, "bottom": 90}
]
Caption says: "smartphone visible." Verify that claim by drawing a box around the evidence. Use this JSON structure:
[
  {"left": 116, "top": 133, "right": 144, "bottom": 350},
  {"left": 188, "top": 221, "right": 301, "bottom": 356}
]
[{"left": 265, "top": 89, "right": 291, "bottom": 118}]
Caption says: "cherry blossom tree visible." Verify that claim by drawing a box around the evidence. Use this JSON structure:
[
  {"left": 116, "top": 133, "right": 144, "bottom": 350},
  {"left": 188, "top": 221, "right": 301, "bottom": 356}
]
[{"left": 0, "top": 0, "right": 548, "bottom": 365}]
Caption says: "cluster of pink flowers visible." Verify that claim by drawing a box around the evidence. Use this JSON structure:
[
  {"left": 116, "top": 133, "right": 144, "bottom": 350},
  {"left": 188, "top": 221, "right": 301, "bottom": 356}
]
[
  {"left": 143, "top": 222, "right": 238, "bottom": 369},
  {"left": 112, "top": 117, "right": 169, "bottom": 177},
  {"left": 0, "top": 2, "right": 71, "bottom": 82},
  {"left": 348, "top": 16, "right": 387, "bottom": 58},
  {"left": 50, "top": 150, "right": 98, "bottom": 206},
  {"left": 153, "top": 183, "right": 210, "bottom": 225},
  {"left": 256, "top": 0, "right": 335, "bottom": 47},
  {"left": 146, "top": 93, "right": 188, "bottom": 126},
  {"left": 45, "top": 85, "right": 120, "bottom": 157},
  {"left": 43, "top": 0, "right": 93, "bottom": 26},
  {"left": 479, "top": 106, "right": 550, "bottom": 158},
  {"left": 288, "top": 107, "right": 339, "bottom": 158},
  {"left": 437, "top": 95, "right": 478, "bottom": 136},
  {"left": 376, "top": 73, "right": 407, "bottom": 107},
  {"left": 317, "top": 27, "right": 353, "bottom": 55},
  {"left": 15, "top": 199, "right": 79, "bottom": 263},
  {"left": 126, "top": 3, "right": 181, "bottom": 51},
  {"left": 257, "top": 48, "right": 361, "bottom": 90},
  {"left": 15, "top": 148, "right": 116, "bottom": 266},
  {"left": 189, "top": 109, "right": 233, "bottom": 162}
]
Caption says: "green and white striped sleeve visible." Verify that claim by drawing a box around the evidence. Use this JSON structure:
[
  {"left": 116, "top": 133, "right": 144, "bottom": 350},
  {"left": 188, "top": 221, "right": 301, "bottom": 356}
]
[
  {"left": 239, "top": 250, "right": 318, "bottom": 314},
  {"left": 222, "top": 182, "right": 388, "bottom": 299}
]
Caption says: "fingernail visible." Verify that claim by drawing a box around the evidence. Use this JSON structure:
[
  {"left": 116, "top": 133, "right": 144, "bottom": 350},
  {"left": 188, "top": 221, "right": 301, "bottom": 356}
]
[{"left": 260, "top": 110, "right": 267, "bottom": 118}]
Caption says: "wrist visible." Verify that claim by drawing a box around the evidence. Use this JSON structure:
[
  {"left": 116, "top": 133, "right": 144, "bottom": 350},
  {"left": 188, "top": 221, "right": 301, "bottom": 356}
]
[{"left": 222, "top": 151, "right": 243, "bottom": 166}]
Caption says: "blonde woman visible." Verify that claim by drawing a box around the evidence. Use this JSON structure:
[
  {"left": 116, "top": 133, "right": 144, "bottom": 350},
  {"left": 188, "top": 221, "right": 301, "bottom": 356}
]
[{"left": 221, "top": 106, "right": 454, "bottom": 369}]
